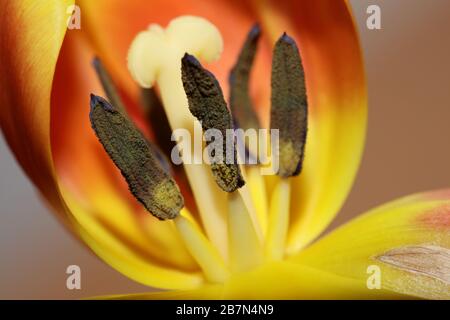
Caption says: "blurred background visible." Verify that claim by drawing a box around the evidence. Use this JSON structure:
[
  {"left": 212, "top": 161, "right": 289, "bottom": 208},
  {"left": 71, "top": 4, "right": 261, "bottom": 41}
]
[{"left": 1, "top": 0, "right": 450, "bottom": 299}]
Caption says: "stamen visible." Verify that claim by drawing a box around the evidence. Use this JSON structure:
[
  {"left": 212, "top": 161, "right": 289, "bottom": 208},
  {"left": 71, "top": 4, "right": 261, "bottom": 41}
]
[
  {"left": 89, "top": 94, "right": 184, "bottom": 220},
  {"left": 271, "top": 33, "right": 308, "bottom": 178},
  {"left": 181, "top": 53, "right": 245, "bottom": 193},
  {"left": 265, "top": 33, "right": 307, "bottom": 260},
  {"left": 229, "top": 24, "right": 261, "bottom": 132}
]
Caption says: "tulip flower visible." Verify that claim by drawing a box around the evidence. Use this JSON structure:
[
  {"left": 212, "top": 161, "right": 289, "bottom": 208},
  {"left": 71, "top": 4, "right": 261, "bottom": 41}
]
[{"left": 0, "top": 0, "right": 448, "bottom": 300}]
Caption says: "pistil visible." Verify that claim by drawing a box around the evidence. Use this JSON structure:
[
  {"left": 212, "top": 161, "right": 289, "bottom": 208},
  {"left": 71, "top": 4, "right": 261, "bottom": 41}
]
[{"left": 127, "top": 16, "right": 230, "bottom": 258}]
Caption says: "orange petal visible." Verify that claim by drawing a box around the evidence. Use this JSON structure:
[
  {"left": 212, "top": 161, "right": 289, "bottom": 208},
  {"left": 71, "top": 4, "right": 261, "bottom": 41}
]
[
  {"left": 0, "top": 0, "right": 74, "bottom": 218},
  {"left": 0, "top": 1, "right": 202, "bottom": 289}
]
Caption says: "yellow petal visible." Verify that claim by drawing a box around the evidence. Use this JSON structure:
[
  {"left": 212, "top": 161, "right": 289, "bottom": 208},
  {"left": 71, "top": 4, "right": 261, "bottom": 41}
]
[
  {"left": 103, "top": 261, "right": 403, "bottom": 299},
  {"left": 65, "top": 189, "right": 203, "bottom": 290},
  {"left": 223, "top": 262, "right": 404, "bottom": 299},
  {"left": 291, "top": 189, "right": 450, "bottom": 299},
  {"left": 100, "top": 284, "right": 224, "bottom": 300}
]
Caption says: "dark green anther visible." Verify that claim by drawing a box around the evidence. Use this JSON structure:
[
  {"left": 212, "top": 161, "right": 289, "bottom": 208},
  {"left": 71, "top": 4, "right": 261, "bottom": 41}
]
[
  {"left": 271, "top": 33, "right": 308, "bottom": 178},
  {"left": 89, "top": 94, "right": 184, "bottom": 220},
  {"left": 181, "top": 53, "right": 245, "bottom": 192},
  {"left": 140, "top": 88, "right": 197, "bottom": 214},
  {"left": 92, "top": 57, "right": 172, "bottom": 174},
  {"left": 229, "top": 24, "right": 261, "bottom": 132}
]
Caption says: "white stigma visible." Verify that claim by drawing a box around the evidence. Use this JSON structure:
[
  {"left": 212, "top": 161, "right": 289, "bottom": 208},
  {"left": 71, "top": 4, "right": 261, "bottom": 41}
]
[{"left": 127, "top": 15, "right": 223, "bottom": 88}]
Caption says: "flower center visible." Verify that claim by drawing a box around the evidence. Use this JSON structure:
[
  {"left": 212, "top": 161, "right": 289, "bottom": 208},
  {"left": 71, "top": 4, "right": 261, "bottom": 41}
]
[{"left": 89, "top": 16, "right": 308, "bottom": 284}]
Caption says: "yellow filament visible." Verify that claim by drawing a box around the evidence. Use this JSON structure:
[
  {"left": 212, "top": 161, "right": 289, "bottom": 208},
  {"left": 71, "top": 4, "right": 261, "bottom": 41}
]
[
  {"left": 236, "top": 152, "right": 263, "bottom": 240},
  {"left": 246, "top": 165, "right": 269, "bottom": 236},
  {"left": 228, "top": 192, "right": 264, "bottom": 273},
  {"left": 265, "top": 178, "right": 291, "bottom": 261},
  {"left": 237, "top": 185, "right": 263, "bottom": 241},
  {"left": 174, "top": 213, "right": 229, "bottom": 283}
]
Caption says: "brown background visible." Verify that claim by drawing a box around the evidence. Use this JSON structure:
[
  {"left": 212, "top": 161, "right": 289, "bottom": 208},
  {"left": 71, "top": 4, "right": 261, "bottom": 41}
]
[{"left": 1, "top": 0, "right": 450, "bottom": 299}]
